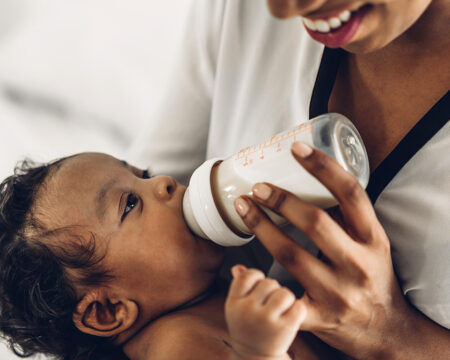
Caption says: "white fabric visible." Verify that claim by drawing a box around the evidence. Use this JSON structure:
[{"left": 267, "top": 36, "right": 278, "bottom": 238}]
[
  {"left": 376, "top": 122, "right": 450, "bottom": 327},
  {"left": 0, "top": 1, "right": 191, "bottom": 358},
  {"left": 0, "top": 95, "right": 129, "bottom": 181},
  {"left": 0, "top": 0, "right": 191, "bottom": 178},
  {"left": 129, "top": 0, "right": 450, "bottom": 329},
  {"left": 0, "top": 0, "right": 191, "bottom": 146}
]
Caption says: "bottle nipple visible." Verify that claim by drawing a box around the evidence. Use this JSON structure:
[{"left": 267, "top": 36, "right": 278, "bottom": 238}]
[{"left": 338, "top": 123, "right": 368, "bottom": 182}]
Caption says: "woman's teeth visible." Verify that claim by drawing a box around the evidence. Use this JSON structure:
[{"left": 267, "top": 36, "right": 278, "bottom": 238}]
[{"left": 303, "top": 10, "right": 353, "bottom": 33}]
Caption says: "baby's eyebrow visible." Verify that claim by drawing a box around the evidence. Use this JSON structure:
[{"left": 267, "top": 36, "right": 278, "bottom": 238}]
[
  {"left": 96, "top": 178, "right": 119, "bottom": 221},
  {"left": 120, "top": 159, "right": 145, "bottom": 177}
]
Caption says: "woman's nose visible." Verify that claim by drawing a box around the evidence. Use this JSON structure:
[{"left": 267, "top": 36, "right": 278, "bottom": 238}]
[
  {"left": 267, "top": 0, "right": 327, "bottom": 18},
  {"left": 152, "top": 176, "right": 177, "bottom": 201}
]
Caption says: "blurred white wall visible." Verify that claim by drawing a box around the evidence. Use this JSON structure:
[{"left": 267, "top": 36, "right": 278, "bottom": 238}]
[{"left": 0, "top": 0, "right": 191, "bottom": 358}]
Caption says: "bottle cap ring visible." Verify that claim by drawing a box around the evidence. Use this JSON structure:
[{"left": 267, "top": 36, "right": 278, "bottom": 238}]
[{"left": 187, "top": 158, "right": 254, "bottom": 247}]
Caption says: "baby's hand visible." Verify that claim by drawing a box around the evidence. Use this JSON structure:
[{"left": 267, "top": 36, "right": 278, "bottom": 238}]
[{"left": 225, "top": 265, "right": 305, "bottom": 359}]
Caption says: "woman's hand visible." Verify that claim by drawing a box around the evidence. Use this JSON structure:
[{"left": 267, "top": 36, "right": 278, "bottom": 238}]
[
  {"left": 233, "top": 142, "right": 426, "bottom": 359},
  {"left": 225, "top": 266, "right": 304, "bottom": 360}
]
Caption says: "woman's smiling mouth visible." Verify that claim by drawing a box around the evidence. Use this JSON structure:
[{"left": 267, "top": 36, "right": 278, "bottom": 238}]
[{"left": 302, "top": 4, "right": 372, "bottom": 47}]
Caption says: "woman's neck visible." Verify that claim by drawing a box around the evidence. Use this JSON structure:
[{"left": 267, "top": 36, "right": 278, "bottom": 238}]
[
  {"left": 329, "top": 0, "right": 450, "bottom": 171},
  {"left": 365, "top": 0, "right": 450, "bottom": 66}
]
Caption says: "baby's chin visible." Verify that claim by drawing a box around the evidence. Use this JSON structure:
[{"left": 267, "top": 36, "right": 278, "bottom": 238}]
[
  {"left": 197, "top": 233, "right": 226, "bottom": 261},
  {"left": 178, "top": 205, "right": 226, "bottom": 272},
  {"left": 194, "top": 234, "right": 226, "bottom": 275},
  {"left": 180, "top": 205, "right": 218, "bottom": 249}
]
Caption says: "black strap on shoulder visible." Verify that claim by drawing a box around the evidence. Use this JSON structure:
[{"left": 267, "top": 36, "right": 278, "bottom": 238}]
[
  {"left": 309, "top": 47, "right": 344, "bottom": 118},
  {"left": 309, "top": 47, "right": 450, "bottom": 204},
  {"left": 367, "top": 92, "right": 450, "bottom": 203}
]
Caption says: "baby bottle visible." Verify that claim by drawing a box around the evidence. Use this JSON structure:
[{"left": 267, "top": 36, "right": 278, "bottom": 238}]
[{"left": 182, "top": 113, "right": 370, "bottom": 246}]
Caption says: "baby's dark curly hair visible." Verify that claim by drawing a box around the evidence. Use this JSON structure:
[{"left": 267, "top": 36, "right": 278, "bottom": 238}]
[{"left": 0, "top": 158, "right": 128, "bottom": 359}]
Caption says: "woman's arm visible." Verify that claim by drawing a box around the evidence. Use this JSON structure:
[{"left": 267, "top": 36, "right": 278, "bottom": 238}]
[
  {"left": 233, "top": 141, "right": 450, "bottom": 359},
  {"left": 127, "top": 0, "right": 226, "bottom": 184}
]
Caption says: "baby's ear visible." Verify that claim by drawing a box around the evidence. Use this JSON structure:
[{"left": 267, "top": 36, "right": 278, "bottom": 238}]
[{"left": 72, "top": 289, "right": 139, "bottom": 337}]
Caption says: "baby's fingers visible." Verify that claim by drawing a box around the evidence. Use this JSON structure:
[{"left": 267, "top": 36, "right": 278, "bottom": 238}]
[
  {"left": 250, "top": 278, "right": 282, "bottom": 304},
  {"left": 265, "top": 287, "right": 296, "bottom": 316},
  {"left": 282, "top": 299, "right": 307, "bottom": 330},
  {"left": 228, "top": 265, "right": 266, "bottom": 299}
]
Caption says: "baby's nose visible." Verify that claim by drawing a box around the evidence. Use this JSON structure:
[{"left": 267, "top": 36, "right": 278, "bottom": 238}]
[{"left": 153, "top": 176, "right": 177, "bottom": 200}]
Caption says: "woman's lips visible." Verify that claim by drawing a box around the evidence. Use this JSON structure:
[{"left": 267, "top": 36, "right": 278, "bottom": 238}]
[{"left": 303, "top": 5, "right": 371, "bottom": 48}]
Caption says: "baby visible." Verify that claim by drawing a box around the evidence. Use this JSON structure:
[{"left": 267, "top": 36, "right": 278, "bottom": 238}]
[{"left": 0, "top": 152, "right": 336, "bottom": 360}]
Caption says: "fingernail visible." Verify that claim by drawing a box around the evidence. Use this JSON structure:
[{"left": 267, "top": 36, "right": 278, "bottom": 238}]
[
  {"left": 292, "top": 142, "right": 313, "bottom": 158},
  {"left": 231, "top": 265, "right": 246, "bottom": 277},
  {"left": 253, "top": 183, "right": 272, "bottom": 200},
  {"left": 235, "top": 198, "right": 249, "bottom": 216}
]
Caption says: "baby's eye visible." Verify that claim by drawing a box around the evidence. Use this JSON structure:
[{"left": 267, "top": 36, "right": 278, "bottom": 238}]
[{"left": 122, "top": 193, "right": 138, "bottom": 221}]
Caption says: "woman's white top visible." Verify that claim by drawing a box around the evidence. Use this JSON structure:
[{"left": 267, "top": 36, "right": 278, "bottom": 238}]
[{"left": 129, "top": 0, "right": 450, "bottom": 328}]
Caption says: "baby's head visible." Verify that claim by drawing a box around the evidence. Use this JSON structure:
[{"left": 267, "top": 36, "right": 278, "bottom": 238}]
[{"left": 0, "top": 153, "right": 224, "bottom": 359}]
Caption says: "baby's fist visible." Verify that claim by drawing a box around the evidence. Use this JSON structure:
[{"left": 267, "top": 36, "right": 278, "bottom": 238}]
[{"left": 225, "top": 265, "right": 305, "bottom": 359}]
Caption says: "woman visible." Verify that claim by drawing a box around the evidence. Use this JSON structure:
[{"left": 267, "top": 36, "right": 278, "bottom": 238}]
[{"left": 130, "top": 0, "right": 450, "bottom": 358}]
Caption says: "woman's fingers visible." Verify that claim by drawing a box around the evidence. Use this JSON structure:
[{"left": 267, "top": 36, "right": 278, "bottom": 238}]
[
  {"left": 291, "top": 142, "right": 378, "bottom": 243},
  {"left": 251, "top": 183, "right": 353, "bottom": 265},
  {"left": 234, "top": 196, "right": 334, "bottom": 292},
  {"left": 293, "top": 293, "right": 322, "bottom": 332}
]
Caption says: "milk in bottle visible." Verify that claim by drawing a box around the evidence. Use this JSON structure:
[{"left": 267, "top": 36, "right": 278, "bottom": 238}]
[{"left": 182, "top": 113, "right": 370, "bottom": 246}]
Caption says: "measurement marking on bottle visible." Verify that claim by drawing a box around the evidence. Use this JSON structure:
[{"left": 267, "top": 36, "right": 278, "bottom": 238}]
[{"left": 235, "top": 121, "right": 315, "bottom": 167}]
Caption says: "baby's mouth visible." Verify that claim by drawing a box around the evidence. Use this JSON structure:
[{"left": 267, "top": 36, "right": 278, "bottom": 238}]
[{"left": 179, "top": 186, "right": 200, "bottom": 240}]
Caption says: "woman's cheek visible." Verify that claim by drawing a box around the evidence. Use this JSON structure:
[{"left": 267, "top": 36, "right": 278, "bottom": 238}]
[{"left": 267, "top": 0, "right": 307, "bottom": 18}]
